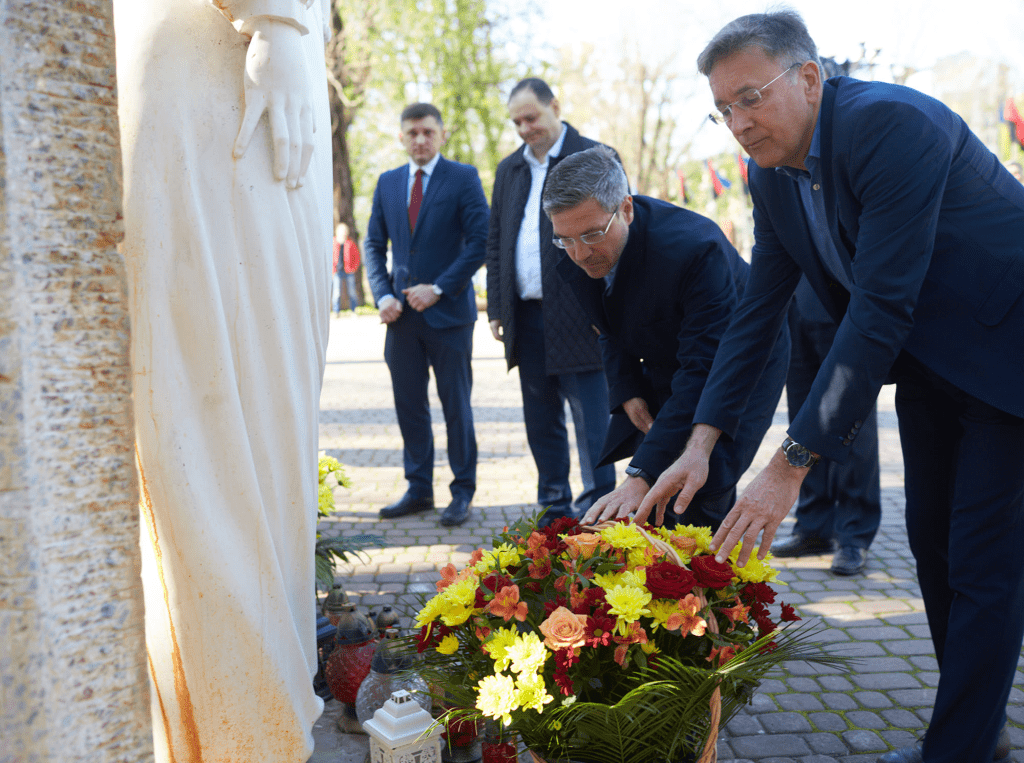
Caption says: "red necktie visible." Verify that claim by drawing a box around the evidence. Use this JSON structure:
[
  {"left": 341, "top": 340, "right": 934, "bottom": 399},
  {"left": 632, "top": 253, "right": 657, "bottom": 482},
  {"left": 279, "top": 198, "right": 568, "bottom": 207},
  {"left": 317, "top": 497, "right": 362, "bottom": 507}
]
[{"left": 408, "top": 168, "right": 424, "bottom": 233}]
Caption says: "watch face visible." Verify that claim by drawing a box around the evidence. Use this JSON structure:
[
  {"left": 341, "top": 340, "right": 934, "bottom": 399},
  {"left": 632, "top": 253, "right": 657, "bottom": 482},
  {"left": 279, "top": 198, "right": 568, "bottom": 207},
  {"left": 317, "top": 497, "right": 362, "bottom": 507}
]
[{"left": 783, "top": 439, "right": 813, "bottom": 468}]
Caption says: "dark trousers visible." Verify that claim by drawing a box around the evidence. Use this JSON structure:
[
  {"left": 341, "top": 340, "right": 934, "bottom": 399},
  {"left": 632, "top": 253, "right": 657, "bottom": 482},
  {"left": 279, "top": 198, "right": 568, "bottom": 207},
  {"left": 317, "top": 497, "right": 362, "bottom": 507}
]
[
  {"left": 384, "top": 308, "right": 476, "bottom": 502},
  {"left": 786, "top": 305, "right": 881, "bottom": 549},
  {"left": 515, "top": 299, "right": 615, "bottom": 517},
  {"left": 894, "top": 354, "right": 1024, "bottom": 763}
]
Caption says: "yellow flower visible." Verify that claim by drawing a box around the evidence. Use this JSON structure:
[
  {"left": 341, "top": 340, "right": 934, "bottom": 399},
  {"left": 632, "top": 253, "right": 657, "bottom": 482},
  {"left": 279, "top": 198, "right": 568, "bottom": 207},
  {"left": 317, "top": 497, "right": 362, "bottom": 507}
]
[
  {"left": 442, "top": 577, "right": 479, "bottom": 609},
  {"left": 436, "top": 634, "right": 460, "bottom": 655},
  {"left": 506, "top": 632, "right": 548, "bottom": 675},
  {"left": 514, "top": 671, "right": 554, "bottom": 713},
  {"left": 483, "top": 627, "right": 519, "bottom": 671},
  {"left": 599, "top": 523, "right": 647, "bottom": 550},
  {"left": 415, "top": 593, "right": 447, "bottom": 628},
  {"left": 626, "top": 544, "right": 659, "bottom": 569},
  {"left": 475, "top": 543, "right": 522, "bottom": 573},
  {"left": 441, "top": 603, "right": 475, "bottom": 627},
  {"left": 730, "top": 546, "right": 780, "bottom": 584},
  {"left": 593, "top": 569, "right": 627, "bottom": 590},
  {"left": 604, "top": 584, "right": 652, "bottom": 629},
  {"left": 476, "top": 673, "right": 518, "bottom": 725},
  {"left": 663, "top": 524, "right": 714, "bottom": 557},
  {"left": 646, "top": 599, "right": 679, "bottom": 631},
  {"left": 640, "top": 640, "right": 660, "bottom": 655}
]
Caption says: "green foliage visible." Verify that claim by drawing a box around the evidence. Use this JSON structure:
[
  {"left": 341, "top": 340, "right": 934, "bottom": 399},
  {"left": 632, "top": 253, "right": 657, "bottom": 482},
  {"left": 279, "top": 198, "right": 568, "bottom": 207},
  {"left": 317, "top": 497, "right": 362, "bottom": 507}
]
[{"left": 314, "top": 453, "right": 381, "bottom": 592}]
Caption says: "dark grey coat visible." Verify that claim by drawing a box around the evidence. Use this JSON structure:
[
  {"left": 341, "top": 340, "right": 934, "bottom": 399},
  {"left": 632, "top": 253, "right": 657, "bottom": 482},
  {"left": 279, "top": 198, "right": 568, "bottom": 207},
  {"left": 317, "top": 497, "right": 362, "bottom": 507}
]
[{"left": 485, "top": 123, "right": 615, "bottom": 375}]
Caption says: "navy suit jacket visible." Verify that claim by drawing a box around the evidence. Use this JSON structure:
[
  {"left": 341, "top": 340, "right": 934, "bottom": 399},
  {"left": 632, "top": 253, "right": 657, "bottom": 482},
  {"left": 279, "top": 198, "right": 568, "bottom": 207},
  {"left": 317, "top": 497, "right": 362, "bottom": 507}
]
[
  {"left": 364, "top": 156, "right": 489, "bottom": 329},
  {"left": 695, "top": 77, "right": 1024, "bottom": 463},
  {"left": 557, "top": 196, "right": 789, "bottom": 496}
]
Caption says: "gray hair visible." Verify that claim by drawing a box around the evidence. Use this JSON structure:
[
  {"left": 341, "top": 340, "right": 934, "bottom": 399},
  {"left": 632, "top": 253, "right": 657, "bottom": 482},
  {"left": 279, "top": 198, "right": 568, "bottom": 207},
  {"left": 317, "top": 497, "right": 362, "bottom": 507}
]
[
  {"left": 542, "top": 146, "right": 628, "bottom": 217},
  {"left": 697, "top": 9, "right": 820, "bottom": 76}
]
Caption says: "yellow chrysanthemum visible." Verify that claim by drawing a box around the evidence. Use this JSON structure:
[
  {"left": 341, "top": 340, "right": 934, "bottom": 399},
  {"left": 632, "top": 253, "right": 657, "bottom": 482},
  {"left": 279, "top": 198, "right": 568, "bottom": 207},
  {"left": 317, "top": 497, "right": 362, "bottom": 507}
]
[
  {"left": 626, "top": 544, "right": 660, "bottom": 569},
  {"left": 483, "top": 627, "right": 520, "bottom": 671},
  {"left": 665, "top": 524, "right": 714, "bottom": 555},
  {"left": 514, "top": 671, "right": 554, "bottom": 713},
  {"left": 600, "top": 522, "right": 647, "bottom": 550},
  {"left": 317, "top": 482, "right": 335, "bottom": 514},
  {"left": 506, "top": 632, "right": 548, "bottom": 675},
  {"left": 593, "top": 569, "right": 627, "bottom": 590},
  {"left": 476, "top": 673, "right": 518, "bottom": 725},
  {"left": 730, "top": 546, "right": 781, "bottom": 584},
  {"left": 415, "top": 592, "right": 447, "bottom": 628},
  {"left": 436, "top": 634, "right": 460, "bottom": 655},
  {"left": 475, "top": 543, "right": 522, "bottom": 573},
  {"left": 440, "top": 603, "right": 475, "bottom": 627},
  {"left": 442, "top": 577, "right": 480, "bottom": 609},
  {"left": 646, "top": 599, "right": 679, "bottom": 631},
  {"left": 604, "top": 584, "right": 652, "bottom": 626}
]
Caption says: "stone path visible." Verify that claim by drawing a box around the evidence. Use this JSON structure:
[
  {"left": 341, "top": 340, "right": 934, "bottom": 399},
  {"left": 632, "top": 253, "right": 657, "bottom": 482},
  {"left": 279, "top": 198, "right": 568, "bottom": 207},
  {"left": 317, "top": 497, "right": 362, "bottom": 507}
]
[{"left": 313, "top": 313, "right": 1024, "bottom": 763}]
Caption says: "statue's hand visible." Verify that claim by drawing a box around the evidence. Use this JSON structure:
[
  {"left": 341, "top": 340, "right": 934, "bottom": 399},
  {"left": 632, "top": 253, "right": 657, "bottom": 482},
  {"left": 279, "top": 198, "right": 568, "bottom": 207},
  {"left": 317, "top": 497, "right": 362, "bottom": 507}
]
[{"left": 233, "top": 18, "right": 314, "bottom": 189}]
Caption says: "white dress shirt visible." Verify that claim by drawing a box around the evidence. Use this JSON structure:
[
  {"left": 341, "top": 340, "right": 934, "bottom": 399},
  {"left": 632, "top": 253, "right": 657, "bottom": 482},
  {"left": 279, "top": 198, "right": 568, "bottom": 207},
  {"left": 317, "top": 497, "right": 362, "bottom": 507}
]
[{"left": 515, "top": 124, "right": 567, "bottom": 300}]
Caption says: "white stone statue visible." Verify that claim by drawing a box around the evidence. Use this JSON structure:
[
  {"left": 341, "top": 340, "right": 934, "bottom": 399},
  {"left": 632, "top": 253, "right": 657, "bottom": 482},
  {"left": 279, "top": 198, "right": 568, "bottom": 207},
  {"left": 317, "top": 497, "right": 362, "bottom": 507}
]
[{"left": 113, "top": 1, "right": 333, "bottom": 760}]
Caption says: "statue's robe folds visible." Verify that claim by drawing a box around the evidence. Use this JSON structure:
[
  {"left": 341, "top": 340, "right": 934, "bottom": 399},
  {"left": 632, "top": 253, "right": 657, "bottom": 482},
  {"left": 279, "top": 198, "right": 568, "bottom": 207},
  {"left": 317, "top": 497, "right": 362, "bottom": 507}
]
[{"left": 113, "top": 1, "right": 332, "bottom": 759}]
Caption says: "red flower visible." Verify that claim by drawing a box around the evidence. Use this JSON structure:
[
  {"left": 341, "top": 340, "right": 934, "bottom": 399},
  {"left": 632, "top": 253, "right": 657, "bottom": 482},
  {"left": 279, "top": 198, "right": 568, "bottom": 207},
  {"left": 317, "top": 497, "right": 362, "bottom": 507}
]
[
  {"left": 585, "top": 611, "right": 616, "bottom": 647},
  {"left": 443, "top": 717, "right": 481, "bottom": 747},
  {"left": 779, "top": 602, "right": 800, "bottom": 622},
  {"left": 552, "top": 648, "right": 578, "bottom": 696},
  {"left": 644, "top": 561, "right": 697, "bottom": 598},
  {"left": 690, "top": 555, "right": 735, "bottom": 589},
  {"left": 741, "top": 582, "right": 777, "bottom": 604}
]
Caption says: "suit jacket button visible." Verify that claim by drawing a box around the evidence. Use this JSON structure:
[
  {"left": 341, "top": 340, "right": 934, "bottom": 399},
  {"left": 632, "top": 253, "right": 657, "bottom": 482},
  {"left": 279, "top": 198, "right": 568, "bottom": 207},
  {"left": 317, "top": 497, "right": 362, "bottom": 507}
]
[{"left": 813, "top": 183, "right": 820, "bottom": 191}]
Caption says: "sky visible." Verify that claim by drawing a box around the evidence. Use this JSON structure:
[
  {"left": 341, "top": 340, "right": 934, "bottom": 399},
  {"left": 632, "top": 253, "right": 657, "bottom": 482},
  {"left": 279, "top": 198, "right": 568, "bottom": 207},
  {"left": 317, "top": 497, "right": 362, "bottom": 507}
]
[{"left": 529, "top": 0, "right": 1024, "bottom": 157}]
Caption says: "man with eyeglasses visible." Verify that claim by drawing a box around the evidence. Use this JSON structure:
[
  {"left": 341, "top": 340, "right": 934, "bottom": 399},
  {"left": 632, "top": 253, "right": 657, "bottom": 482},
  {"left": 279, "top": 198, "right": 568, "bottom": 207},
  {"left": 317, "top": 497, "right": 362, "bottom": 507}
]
[
  {"left": 638, "top": 10, "right": 1024, "bottom": 763},
  {"left": 540, "top": 146, "right": 789, "bottom": 532},
  {"left": 486, "top": 78, "right": 617, "bottom": 527}
]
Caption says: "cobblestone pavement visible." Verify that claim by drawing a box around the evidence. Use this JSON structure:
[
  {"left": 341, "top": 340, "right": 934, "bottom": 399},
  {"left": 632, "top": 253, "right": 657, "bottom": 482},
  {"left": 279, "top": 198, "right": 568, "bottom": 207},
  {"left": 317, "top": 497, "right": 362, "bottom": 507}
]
[{"left": 313, "top": 313, "right": 1024, "bottom": 763}]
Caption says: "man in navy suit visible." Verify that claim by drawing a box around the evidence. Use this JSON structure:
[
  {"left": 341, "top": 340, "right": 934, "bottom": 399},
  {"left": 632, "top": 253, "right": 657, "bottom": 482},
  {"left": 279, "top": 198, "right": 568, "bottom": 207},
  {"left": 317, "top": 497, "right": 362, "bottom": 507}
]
[
  {"left": 540, "top": 146, "right": 788, "bottom": 531},
  {"left": 638, "top": 11, "right": 1024, "bottom": 763},
  {"left": 364, "top": 103, "right": 489, "bottom": 527}
]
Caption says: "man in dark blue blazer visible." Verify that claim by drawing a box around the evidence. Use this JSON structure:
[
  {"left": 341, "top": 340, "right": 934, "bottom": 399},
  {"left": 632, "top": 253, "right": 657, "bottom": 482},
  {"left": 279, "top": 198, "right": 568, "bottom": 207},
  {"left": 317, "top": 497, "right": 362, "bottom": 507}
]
[
  {"left": 540, "top": 146, "right": 788, "bottom": 531},
  {"left": 364, "top": 103, "right": 490, "bottom": 527},
  {"left": 639, "top": 11, "right": 1024, "bottom": 763}
]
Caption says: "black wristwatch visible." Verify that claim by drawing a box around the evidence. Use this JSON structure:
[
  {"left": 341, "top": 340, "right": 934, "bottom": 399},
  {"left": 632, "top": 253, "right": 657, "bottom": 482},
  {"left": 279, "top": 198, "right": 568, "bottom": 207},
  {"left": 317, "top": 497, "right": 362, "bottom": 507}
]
[
  {"left": 781, "top": 437, "right": 820, "bottom": 468},
  {"left": 625, "top": 465, "right": 654, "bottom": 486}
]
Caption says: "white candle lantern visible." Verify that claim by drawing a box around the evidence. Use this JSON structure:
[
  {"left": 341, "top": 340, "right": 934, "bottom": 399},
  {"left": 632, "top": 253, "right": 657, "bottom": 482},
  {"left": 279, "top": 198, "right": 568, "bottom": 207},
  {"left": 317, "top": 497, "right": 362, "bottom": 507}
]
[{"left": 362, "top": 689, "right": 442, "bottom": 763}]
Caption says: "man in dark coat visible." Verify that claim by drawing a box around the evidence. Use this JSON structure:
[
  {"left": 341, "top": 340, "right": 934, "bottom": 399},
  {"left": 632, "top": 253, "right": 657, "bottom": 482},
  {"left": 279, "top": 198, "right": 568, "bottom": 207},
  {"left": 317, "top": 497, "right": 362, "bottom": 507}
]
[
  {"left": 639, "top": 11, "right": 1024, "bottom": 763},
  {"left": 542, "top": 146, "right": 788, "bottom": 530},
  {"left": 485, "top": 78, "right": 615, "bottom": 525}
]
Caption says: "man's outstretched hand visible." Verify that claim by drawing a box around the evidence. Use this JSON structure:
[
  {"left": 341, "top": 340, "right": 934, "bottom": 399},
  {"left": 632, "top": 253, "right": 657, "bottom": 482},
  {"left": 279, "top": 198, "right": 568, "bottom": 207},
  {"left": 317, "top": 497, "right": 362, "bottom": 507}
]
[
  {"left": 709, "top": 448, "right": 808, "bottom": 566},
  {"left": 234, "top": 19, "right": 314, "bottom": 189},
  {"left": 635, "top": 424, "right": 719, "bottom": 526}
]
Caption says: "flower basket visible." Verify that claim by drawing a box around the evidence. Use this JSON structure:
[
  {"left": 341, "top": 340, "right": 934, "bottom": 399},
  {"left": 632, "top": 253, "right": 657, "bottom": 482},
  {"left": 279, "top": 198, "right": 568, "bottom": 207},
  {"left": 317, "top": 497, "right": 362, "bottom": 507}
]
[{"left": 404, "top": 514, "right": 848, "bottom": 763}]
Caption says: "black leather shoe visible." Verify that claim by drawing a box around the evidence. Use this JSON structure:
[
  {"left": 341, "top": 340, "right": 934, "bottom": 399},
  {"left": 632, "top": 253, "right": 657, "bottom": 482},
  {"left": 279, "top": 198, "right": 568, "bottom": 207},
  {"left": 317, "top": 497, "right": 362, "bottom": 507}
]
[
  {"left": 440, "top": 497, "right": 471, "bottom": 527},
  {"left": 831, "top": 545, "right": 867, "bottom": 576},
  {"left": 379, "top": 493, "right": 434, "bottom": 519},
  {"left": 877, "top": 725, "right": 1010, "bottom": 762},
  {"left": 771, "top": 533, "right": 833, "bottom": 557}
]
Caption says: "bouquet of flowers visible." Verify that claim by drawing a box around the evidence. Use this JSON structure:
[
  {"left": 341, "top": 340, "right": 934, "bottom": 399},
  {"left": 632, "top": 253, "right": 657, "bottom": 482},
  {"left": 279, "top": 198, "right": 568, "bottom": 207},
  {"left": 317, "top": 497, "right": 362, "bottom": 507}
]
[{"left": 407, "top": 515, "right": 846, "bottom": 763}]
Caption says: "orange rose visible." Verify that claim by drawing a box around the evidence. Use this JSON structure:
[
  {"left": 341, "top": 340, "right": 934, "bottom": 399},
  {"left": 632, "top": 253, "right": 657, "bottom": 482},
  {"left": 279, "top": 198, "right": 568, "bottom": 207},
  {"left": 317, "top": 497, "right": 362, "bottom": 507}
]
[
  {"left": 539, "top": 606, "right": 588, "bottom": 651},
  {"left": 563, "top": 533, "right": 602, "bottom": 560}
]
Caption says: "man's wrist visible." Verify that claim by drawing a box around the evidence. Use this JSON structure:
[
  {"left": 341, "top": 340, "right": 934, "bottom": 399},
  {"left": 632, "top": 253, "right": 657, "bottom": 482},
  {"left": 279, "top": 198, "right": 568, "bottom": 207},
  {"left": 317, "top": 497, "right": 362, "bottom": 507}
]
[
  {"left": 624, "top": 465, "right": 653, "bottom": 487},
  {"left": 780, "top": 437, "right": 820, "bottom": 468},
  {"left": 378, "top": 294, "right": 398, "bottom": 309},
  {"left": 431, "top": 283, "right": 443, "bottom": 296},
  {"left": 687, "top": 424, "right": 721, "bottom": 459}
]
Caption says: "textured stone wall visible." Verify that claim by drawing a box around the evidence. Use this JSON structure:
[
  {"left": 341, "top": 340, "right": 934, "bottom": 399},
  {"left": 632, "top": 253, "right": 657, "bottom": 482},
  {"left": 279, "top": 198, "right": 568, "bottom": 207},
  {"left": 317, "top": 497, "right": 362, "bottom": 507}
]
[{"left": 0, "top": 2, "right": 153, "bottom": 761}]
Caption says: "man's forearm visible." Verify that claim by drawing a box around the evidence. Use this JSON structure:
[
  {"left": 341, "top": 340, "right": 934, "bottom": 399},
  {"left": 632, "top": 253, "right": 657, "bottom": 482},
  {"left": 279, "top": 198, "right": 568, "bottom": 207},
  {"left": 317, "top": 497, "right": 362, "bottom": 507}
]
[{"left": 687, "top": 423, "right": 722, "bottom": 459}]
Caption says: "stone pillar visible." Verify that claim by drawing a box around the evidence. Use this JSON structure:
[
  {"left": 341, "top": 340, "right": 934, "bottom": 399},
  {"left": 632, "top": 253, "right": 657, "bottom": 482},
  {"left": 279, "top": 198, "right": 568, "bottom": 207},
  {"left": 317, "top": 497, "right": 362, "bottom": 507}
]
[{"left": 0, "top": 2, "right": 153, "bottom": 761}]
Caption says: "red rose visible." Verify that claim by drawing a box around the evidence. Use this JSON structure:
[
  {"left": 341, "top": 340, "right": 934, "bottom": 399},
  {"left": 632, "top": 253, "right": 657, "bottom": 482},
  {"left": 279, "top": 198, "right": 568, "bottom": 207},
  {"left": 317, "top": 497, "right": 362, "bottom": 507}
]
[
  {"left": 644, "top": 561, "right": 697, "bottom": 598},
  {"left": 690, "top": 555, "right": 735, "bottom": 589}
]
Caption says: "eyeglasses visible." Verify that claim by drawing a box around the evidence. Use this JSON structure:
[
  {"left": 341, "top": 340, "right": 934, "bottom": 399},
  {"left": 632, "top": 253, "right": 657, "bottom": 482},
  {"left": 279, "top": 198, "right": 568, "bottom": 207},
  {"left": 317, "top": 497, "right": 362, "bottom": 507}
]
[
  {"left": 708, "top": 63, "right": 801, "bottom": 125},
  {"left": 552, "top": 208, "right": 618, "bottom": 249}
]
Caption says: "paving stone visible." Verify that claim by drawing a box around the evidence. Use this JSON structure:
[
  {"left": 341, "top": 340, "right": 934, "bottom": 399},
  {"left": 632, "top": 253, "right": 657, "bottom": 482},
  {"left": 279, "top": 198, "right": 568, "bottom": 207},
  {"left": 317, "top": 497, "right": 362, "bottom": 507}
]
[
  {"left": 842, "top": 729, "right": 887, "bottom": 752},
  {"left": 817, "top": 676, "right": 855, "bottom": 692},
  {"left": 821, "top": 693, "right": 858, "bottom": 711},
  {"left": 850, "top": 673, "right": 921, "bottom": 690},
  {"left": 880, "top": 708, "right": 923, "bottom": 728},
  {"left": 805, "top": 733, "right": 849, "bottom": 755},
  {"left": 760, "top": 712, "right": 814, "bottom": 734},
  {"left": 845, "top": 711, "right": 888, "bottom": 730},
  {"left": 808, "top": 712, "right": 849, "bottom": 732},
  {"left": 725, "top": 713, "right": 764, "bottom": 736},
  {"left": 730, "top": 734, "right": 811, "bottom": 758},
  {"left": 852, "top": 691, "right": 893, "bottom": 709},
  {"left": 777, "top": 693, "right": 825, "bottom": 712}
]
